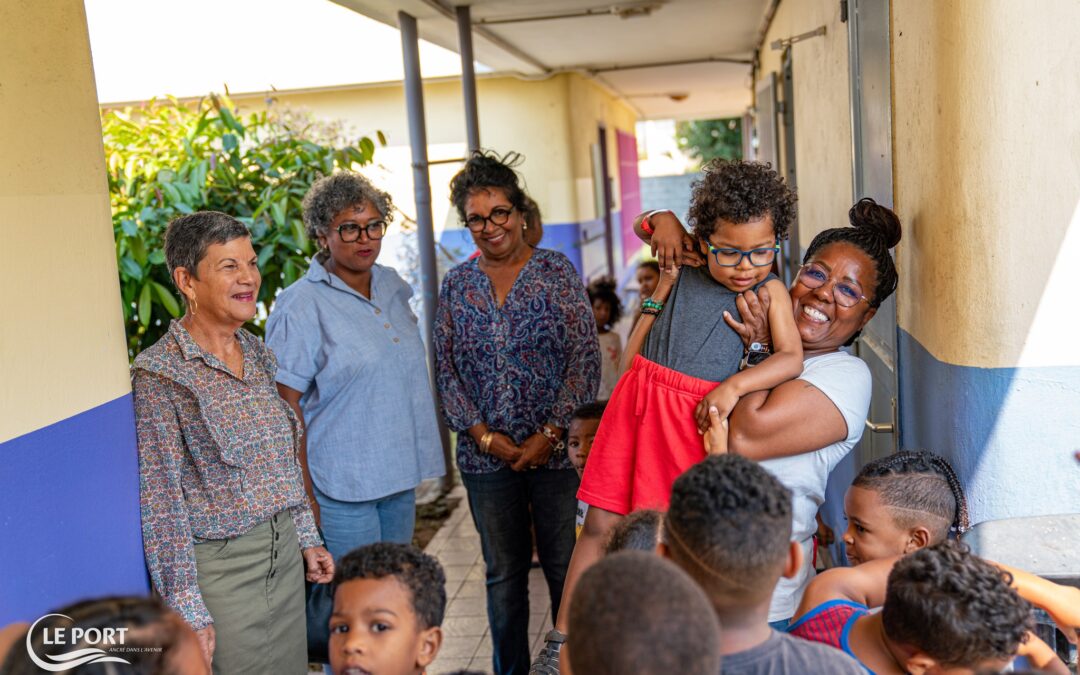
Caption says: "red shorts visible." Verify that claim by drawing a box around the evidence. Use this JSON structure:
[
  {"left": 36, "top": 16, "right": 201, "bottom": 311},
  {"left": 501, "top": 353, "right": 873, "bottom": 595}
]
[{"left": 578, "top": 355, "right": 718, "bottom": 515}]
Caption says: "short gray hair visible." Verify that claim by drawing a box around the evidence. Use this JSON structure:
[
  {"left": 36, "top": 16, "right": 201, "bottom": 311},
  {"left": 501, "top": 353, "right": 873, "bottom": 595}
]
[
  {"left": 302, "top": 172, "right": 394, "bottom": 240},
  {"left": 164, "top": 211, "right": 250, "bottom": 289}
]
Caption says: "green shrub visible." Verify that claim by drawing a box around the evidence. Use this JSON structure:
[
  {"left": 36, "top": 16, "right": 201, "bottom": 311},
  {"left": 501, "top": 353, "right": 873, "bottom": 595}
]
[{"left": 103, "top": 94, "right": 382, "bottom": 356}]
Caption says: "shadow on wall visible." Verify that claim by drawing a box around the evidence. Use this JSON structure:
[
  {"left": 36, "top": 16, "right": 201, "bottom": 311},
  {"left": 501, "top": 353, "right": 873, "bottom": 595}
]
[{"left": 897, "top": 331, "right": 1080, "bottom": 526}]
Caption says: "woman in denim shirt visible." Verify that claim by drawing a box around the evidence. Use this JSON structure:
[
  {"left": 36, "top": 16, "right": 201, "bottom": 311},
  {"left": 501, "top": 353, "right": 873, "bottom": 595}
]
[{"left": 266, "top": 173, "right": 445, "bottom": 561}]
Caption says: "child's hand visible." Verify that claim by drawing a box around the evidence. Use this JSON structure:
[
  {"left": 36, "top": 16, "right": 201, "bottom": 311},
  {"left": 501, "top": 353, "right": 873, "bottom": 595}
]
[
  {"left": 695, "top": 383, "right": 740, "bottom": 434},
  {"left": 703, "top": 406, "right": 728, "bottom": 455},
  {"left": 649, "top": 212, "right": 704, "bottom": 269},
  {"left": 651, "top": 264, "right": 680, "bottom": 302}
]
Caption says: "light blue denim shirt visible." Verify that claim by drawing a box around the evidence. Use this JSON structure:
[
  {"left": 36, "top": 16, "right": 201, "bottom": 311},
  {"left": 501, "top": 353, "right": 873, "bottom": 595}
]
[{"left": 265, "top": 259, "right": 445, "bottom": 502}]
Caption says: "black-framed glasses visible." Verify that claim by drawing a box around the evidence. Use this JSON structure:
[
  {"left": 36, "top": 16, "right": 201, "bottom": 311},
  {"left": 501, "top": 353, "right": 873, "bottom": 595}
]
[
  {"left": 706, "top": 242, "right": 779, "bottom": 267},
  {"left": 336, "top": 220, "right": 387, "bottom": 242},
  {"left": 464, "top": 206, "right": 515, "bottom": 233},
  {"left": 797, "top": 263, "right": 869, "bottom": 308}
]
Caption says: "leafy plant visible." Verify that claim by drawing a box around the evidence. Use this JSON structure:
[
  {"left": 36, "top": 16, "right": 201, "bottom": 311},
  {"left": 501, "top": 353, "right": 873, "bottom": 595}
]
[
  {"left": 103, "top": 94, "right": 384, "bottom": 356},
  {"left": 676, "top": 117, "right": 743, "bottom": 166}
]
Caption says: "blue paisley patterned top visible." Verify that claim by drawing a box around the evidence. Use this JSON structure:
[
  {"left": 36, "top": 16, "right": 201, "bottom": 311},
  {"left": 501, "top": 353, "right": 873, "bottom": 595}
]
[
  {"left": 132, "top": 320, "right": 321, "bottom": 630},
  {"left": 434, "top": 248, "right": 601, "bottom": 474}
]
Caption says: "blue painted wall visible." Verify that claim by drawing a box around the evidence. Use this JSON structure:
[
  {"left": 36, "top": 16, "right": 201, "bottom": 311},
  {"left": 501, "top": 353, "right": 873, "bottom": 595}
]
[
  {"left": 0, "top": 395, "right": 148, "bottom": 624},
  {"left": 897, "top": 330, "right": 1080, "bottom": 526}
]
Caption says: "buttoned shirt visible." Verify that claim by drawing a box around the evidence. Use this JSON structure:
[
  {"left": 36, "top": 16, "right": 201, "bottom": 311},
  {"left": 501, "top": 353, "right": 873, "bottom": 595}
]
[
  {"left": 132, "top": 320, "right": 321, "bottom": 630},
  {"left": 434, "top": 248, "right": 601, "bottom": 474},
  {"left": 265, "top": 260, "right": 445, "bottom": 502}
]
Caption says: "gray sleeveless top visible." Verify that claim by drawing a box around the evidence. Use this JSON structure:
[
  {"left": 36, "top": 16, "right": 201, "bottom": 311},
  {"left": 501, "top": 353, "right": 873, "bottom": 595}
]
[{"left": 642, "top": 266, "right": 777, "bottom": 383}]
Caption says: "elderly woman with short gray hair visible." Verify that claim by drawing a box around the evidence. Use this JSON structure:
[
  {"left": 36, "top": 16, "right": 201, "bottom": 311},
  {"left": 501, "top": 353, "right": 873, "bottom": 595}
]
[
  {"left": 266, "top": 172, "right": 444, "bottom": 563},
  {"left": 132, "top": 211, "right": 334, "bottom": 674}
]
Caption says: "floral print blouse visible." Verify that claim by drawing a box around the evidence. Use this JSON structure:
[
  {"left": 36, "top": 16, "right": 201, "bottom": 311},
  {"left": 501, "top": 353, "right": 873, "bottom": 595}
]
[
  {"left": 435, "top": 248, "right": 601, "bottom": 474},
  {"left": 132, "top": 320, "right": 321, "bottom": 630}
]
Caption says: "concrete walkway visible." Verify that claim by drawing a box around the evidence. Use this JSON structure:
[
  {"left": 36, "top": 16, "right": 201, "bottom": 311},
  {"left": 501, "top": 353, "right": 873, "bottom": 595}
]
[{"left": 427, "top": 484, "right": 553, "bottom": 675}]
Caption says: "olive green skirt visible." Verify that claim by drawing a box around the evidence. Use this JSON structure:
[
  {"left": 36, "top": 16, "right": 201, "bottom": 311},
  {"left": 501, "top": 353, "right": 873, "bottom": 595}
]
[{"left": 194, "top": 511, "right": 306, "bottom": 675}]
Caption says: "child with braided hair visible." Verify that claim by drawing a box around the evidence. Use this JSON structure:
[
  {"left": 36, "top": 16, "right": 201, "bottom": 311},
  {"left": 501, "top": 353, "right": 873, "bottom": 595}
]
[
  {"left": 842, "top": 450, "right": 969, "bottom": 566},
  {"left": 789, "top": 451, "right": 1080, "bottom": 673}
]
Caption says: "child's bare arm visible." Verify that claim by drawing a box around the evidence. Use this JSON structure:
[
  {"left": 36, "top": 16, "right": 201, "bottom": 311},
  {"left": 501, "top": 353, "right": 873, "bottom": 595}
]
[
  {"left": 792, "top": 556, "right": 900, "bottom": 621},
  {"left": 993, "top": 561, "right": 1080, "bottom": 644},
  {"left": 632, "top": 210, "right": 704, "bottom": 269},
  {"left": 621, "top": 265, "right": 678, "bottom": 372},
  {"left": 694, "top": 279, "right": 803, "bottom": 431},
  {"left": 1016, "top": 633, "right": 1070, "bottom": 674}
]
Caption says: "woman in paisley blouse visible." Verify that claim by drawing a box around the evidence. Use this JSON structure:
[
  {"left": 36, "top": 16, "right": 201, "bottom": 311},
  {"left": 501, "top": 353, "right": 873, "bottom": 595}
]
[
  {"left": 435, "top": 152, "right": 601, "bottom": 675},
  {"left": 132, "top": 212, "right": 334, "bottom": 674}
]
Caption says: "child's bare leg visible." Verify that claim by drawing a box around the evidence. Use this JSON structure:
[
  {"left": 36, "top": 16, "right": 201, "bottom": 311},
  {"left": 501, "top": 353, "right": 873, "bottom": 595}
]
[{"left": 554, "top": 506, "right": 623, "bottom": 632}]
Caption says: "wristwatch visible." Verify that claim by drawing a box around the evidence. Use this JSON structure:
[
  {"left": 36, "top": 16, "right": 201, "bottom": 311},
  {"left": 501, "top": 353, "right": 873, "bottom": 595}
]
[{"left": 739, "top": 342, "right": 771, "bottom": 370}]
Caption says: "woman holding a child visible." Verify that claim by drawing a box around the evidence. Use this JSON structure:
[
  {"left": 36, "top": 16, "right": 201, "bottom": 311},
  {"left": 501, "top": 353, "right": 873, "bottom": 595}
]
[
  {"left": 534, "top": 178, "right": 902, "bottom": 671},
  {"left": 435, "top": 151, "right": 600, "bottom": 675}
]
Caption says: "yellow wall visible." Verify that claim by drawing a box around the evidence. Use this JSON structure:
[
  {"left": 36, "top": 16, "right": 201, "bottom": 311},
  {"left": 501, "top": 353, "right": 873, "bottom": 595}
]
[
  {"left": 228, "top": 73, "right": 637, "bottom": 231},
  {"left": 891, "top": 0, "right": 1080, "bottom": 368},
  {"left": 756, "top": 0, "right": 853, "bottom": 245},
  {"left": 0, "top": 0, "right": 130, "bottom": 442}
]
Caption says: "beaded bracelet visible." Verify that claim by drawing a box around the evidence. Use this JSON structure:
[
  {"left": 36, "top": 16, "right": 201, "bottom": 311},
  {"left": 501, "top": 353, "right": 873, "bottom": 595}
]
[
  {"left": 642, "top": 298, "right": 664, "bottom": 312},
  {"left": 641, "top": 307, "right": 661, "bottom": 316}
]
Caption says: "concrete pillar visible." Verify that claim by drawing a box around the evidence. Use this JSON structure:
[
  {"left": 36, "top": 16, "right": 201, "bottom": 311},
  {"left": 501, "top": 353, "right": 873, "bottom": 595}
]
[{"left": 0, "top": 0, "right": 147, "bottom": 623}]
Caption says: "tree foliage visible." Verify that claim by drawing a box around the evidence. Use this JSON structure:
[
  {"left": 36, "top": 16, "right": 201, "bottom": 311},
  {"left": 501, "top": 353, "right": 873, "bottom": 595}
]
[
  {"left": 676, "top": 117, "right": 743, "bottom": 166},
  {"left": 103, "top": 94, "right": 383, "bottom": 356}
]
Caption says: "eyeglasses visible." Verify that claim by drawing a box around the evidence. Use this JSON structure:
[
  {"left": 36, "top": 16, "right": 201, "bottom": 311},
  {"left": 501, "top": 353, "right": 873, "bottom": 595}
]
[
  {"left": 797, "top": 263, "right": 869, "bottom": 308},
  {"left": 706, "top": 243, "right": 779, "bottom": 267},
  {"left": 464, "top": 206, "right": 515, "bottom": 233},
  {"left": 336, "top": 220, "right": 387, "bottom": 242}
]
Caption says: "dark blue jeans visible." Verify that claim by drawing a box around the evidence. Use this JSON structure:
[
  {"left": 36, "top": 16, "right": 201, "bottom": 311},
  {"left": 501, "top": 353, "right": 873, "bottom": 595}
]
[{"left": 461, "top": 466, "right": 579, "bottom": 675}]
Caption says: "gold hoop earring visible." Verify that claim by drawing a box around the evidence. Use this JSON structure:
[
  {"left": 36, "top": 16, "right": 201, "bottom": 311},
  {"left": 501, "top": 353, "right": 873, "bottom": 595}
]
[{"left": 189, "top": 293, "right": 198, "bottom": 315}]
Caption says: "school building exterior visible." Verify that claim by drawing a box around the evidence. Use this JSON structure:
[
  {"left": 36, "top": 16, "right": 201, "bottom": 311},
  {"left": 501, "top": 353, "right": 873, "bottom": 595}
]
[{"left": 2, "top": 0, "right": 1078, "bottom": 626}]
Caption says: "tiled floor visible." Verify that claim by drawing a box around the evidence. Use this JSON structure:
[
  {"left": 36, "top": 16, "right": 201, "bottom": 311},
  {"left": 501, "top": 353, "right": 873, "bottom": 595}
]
[{"left": 426, "top": 485, "right": 553, "bottom": 675}]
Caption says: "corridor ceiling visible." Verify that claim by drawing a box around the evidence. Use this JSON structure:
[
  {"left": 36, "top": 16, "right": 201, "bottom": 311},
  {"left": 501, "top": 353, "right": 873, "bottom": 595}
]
[{"left": 330, "top": 0, "right": 772, "bottom": 120}]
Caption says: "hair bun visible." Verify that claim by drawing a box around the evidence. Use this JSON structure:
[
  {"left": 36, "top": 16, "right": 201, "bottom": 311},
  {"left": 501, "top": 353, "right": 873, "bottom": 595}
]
[{"left": 849, "top": 197, "right": 902, "bottom": 249}]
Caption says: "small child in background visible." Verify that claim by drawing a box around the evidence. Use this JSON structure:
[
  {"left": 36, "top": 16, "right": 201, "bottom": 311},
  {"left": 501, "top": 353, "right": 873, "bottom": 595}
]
[
  {"left": 788, "top": 541, "right": 1041, "bottom": 675},
  {"left": 329, "top": 542, "right": 446, "bottom": 675},
  {"left": 603, "top": 509, "right": 663, "bottom": 555},
  {"left": 568, "top": 402, "right": 605, "bottom": 538},
  {"left": 587, "top": 277, "right": 624, "bottom": 399},
  {"left": 565, "top": 551, "right": 722, "bottom": 675}
]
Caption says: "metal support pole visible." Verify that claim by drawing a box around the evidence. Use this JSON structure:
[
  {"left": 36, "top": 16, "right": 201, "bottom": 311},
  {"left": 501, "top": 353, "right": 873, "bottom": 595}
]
[
  {"left": 456, "top": 5, "right": 481, "bottom": 153},
  {"left": 399, "top": 10, "right": 453, "bottom": 485}
]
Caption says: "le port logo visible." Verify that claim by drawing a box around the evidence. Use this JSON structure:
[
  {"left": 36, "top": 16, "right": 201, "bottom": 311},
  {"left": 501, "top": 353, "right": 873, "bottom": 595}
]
[{"left": 25, "top": 614, "right": 134, "bottom": 672}]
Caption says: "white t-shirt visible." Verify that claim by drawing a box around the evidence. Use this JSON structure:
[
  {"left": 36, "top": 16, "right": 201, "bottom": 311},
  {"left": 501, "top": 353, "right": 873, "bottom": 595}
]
[
  {"left": 597, "top": 331, "right": 623, "bottom": 400},
  {"left": 760, "top": 350, "right": 871, "bottom": 622}
]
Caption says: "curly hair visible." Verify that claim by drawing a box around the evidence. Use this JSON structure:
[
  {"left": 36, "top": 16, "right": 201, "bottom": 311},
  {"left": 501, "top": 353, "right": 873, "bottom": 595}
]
[
  {"left": 568, "top": 552, "right": 721, "bottom": 675},
  {"left": 664, "top": 454, "right": 792, "bottom": 602},
  {"left": 803, "top": 198, "right": 901, "bottom": 308},
  {"left": 1, "top": 596, "right": 191, "bottom": 675},
  {"left": 883, "top": 541, "right": 1033, "bottom": 668},
  {"left": 587, "top": 276, "right": 624, "bottom": 326},
  {"left": 687, "top": 160, "right": 797, "bottom": 243},
  {"left": 449, "top": 150, "right": 529, "bottom": 221},
  {"left": 333, "top": 542, "right": 446, "bottom": 629},
  {"left": 854, "top": 450, "right": 970, "bottom": 539},
  {"left": 604, "top": 509, "right": 664, "bottom": 555},
  {"left": 301, "top": 171, "right": 394, "bottom": 241}
]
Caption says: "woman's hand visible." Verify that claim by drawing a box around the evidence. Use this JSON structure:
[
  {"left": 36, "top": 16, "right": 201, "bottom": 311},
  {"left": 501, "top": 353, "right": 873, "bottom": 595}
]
[
  {"left": 651, "top": 264, "right": 680, "bottom": 303},
  {"left": 649, "top": 212, "right": 704, "bottom": 270},
  {"left": 486, "top": 432, "right": 524, "bottom": 465},
  {"left": 303, "top": 546, "right": 335, "bottom": 584},
  {"left": 695, "top": 383, "right": 741, "bottom": 434},
  {"left": 512, "top": 433, "right": 555, "bottom": 472},
  {"left": 195, "top": 625, "right": 215, "bottom": 669},
  {"left": 703, "top": 406, "right": 729, "bottom": 455},
  {"left": 724, "top": 285, "right": 772, "bottom": 348}
]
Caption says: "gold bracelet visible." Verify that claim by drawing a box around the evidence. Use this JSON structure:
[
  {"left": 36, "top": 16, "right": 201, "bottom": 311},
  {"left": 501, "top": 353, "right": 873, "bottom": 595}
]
[{"left": 479, "top": 431, "right": 495, "bottom": 454}]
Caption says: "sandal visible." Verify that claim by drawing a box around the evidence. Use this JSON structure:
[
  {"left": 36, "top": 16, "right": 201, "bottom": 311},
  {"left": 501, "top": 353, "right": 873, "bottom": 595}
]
[{"left": 528, "top": 629, "right": 567, "bottom": 674}]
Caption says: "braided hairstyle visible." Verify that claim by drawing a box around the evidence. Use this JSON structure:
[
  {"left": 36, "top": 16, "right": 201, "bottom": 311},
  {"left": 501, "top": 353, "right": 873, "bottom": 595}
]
[
  {"left": 853, "top": 450, "right": 970, "bottom": 539},
  {"left": 803, "top": 197, "right": 902, "bottom": 309}
]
